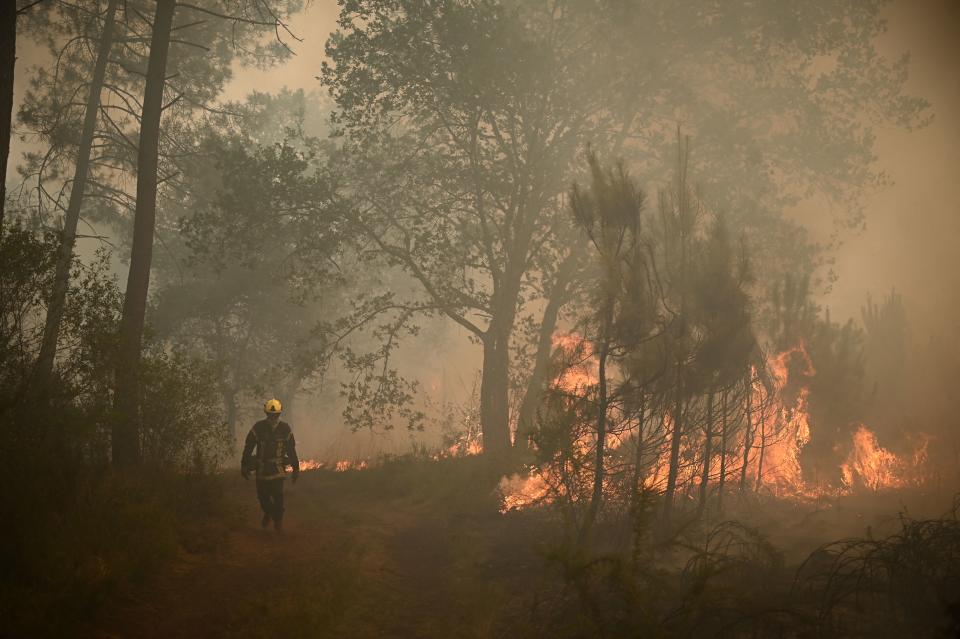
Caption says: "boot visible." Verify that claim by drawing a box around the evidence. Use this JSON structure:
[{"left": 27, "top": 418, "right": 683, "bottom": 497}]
[
  {"left": 273, "top": 514, "right": 283, "bottom": 532},
  {"left": 261, "top": 512, "right": 271, "bottom": 529}
]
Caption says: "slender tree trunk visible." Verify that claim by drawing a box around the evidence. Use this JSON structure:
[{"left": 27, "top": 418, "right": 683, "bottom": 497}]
[
  {"left": 754, "top": 403, "right": 767, "bottom": 493},
  {"left": 112, "top": 0, "right": 175, "bottom": 468},
  {"left": 739, "top": 375, "right": 753, "bottom": 492},
  {"left": 0, "top": 0, "right": 16, "bottom": 233},
  {"left": 663, "top": 132, "right": 692, "bottom": 531},
  {"left": 281, "top": 377, "right": 300, "bottom": 423},
  {"left": 717, "top": 389, "right": 728, "bottom": 513},
  {"left": 698, "top": 390, "right": 714, "bottom": 515},
  {"left": 515, "top": 259, "right": 575, "bottom": 450},
  {"left": 662, "top": 388, "right": 685, "bottom": 527},
  {"left": 629, "top": 394, "right": 647, "bottom": 566},
  {"left": 34, "top": 0, "right": 119, "bottom": 395},
  {"left": 223, "top": 387, "right": 238, "bottom": 446},
  {"left": 581, "top": 328, "right": 610, "bottom": 543},
  {"left": 630, "top": 393, "right": 647, "bottom": 503}
]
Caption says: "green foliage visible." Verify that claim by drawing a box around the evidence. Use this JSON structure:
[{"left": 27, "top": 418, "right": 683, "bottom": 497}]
[
  {"left": 158, "top": 128, "right": 348, "bottom": 438},
  {"left": 139, "top": 347, "right": 229, "bottom": 469},
  {"left": 691, "top": 214, "right": 756, "bottom": 388},
  {"left": 0, "top": 222, "right": 232, "bottom": 634},
  {"left": 14, "top": 0, "right": 305, "bottom": 231},
  {"left": 0, "top": 223, "right": 57, "bottom": 410}
]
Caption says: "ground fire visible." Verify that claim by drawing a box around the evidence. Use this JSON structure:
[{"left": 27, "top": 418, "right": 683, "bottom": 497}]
[
  {"left": 499, "top": 338, "right": 934, "bottom": 512},
  {"left": 5, "top": 1, "right": 957, "bottom": 636}
]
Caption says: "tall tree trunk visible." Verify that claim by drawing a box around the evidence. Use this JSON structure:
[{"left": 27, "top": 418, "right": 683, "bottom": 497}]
[
  {"left": 754, "top": 403, "right": 767, "bottom": 493},
  {"left": 581, "top": 328, "right": 610, "bottom": 543},
  {"left": 479, "top": 267, "right": 523, "bottom": 458},
  {"left": 112, "top": 0, "right": 175, "bottom": 468},
  {"left": 717, "top": 389, "right": 728, "bottom": 513},
  {"left": 630, "top": 393, "right": 647, "bottom": 505},
  {"left": 515, "top": 258, "right": 575, "bottom": 450},
  {"left": 739, "top": 374, "right": 753, "bottom": 492},
  {"left": 662, "top": 132, "right": 692, "bottom": 531},
  {"left": 0, "top": 0, "right": 16, "bottom": 233},
  {"left": 223, "top": 386, "right": 239, "bottom": 446},
  {"left": 698, "top": 390, "right": 714, "bottom": 515},
  {"left": 34, "top": 0, "right": 119, "bottom": 395},
  {"left": 281, "top": 377, "right": 300, "bottom": 423},
  {"left": 479, "top": 322, "right": 512, "bottom": 457},
  {"left": 629, "top": 395, "right": 647, "bottom": 568},
  {"left": 661, "top": 389, "right": 685, "bottom": 528}
]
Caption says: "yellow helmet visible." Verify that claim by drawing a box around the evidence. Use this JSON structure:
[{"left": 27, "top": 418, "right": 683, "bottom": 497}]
[{"left": 264, "top": 399, "right": 282, "bottom": 414}]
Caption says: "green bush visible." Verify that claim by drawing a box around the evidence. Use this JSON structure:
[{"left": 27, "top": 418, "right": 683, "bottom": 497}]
[{"left": 0, "top": 223, "right": 234, "bottom": 636}]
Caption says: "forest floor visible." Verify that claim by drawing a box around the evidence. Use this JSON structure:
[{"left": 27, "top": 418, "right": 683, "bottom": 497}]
[
  {"left": 83, "top": 457, "right": 958, "bottom": 639},
  {"left": 86, "top": 458, "right": 544, "bottom": 638}
]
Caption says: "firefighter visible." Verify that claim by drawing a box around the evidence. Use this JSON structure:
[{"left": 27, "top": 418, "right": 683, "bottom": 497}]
[{"left": 241, "top": 399, "right": 300, "bottom": 531}]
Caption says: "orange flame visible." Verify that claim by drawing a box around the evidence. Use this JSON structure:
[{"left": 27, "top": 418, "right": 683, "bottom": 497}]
[
  {"left": 551, "top": 333, "right": 598, "bottom": 392},
  {"left": 498, "top": 337, "right": 932, "bottom": 512},
  {"left": 499, "top": 471, "right": 552, "bottom": 512},
  {"left": 298, "top": 459, "right": 326, "bottom": 471},
  {"left": 297, "top": 458, "right": 369, "bottom": 472},
  {"left": 840, "top": 425, "right": 930, "bottom": 491}
]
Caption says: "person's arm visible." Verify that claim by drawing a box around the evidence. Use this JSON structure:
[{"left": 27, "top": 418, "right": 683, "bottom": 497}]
[
  {"left": 286, "top": 429, "right": 300, "bottom": 481},
  {"left": 240, "top": 427, "right": 257, "bottom": 479}
]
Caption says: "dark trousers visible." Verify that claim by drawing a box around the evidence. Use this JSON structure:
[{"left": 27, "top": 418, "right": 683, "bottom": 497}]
[{"left": 256, "top": 478, "right": 285, "bottom": 522}]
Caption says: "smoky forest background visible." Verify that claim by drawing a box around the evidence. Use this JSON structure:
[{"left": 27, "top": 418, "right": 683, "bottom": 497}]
[{"left": 2, "top": 0, "right": 960, "bottom": 637}]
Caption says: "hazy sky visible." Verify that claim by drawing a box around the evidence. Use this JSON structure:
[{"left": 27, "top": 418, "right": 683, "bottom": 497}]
[
  {"left": 228, "top": 0, "right": 960, "bottom": 336},
  {"left": 825, "top": 0, "right": 960, "bottom": 335},
  {"left": 10, "top": 0, "right": 960, "bottom": 336}
]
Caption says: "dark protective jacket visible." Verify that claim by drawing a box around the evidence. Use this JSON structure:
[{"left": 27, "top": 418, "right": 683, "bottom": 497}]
[{"left": 241, "top": 419, "right": 299, "bottom": 480}]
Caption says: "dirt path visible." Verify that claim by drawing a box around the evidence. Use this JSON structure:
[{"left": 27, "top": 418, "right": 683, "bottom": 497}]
[
  {"left": 80, "top": 467, "right": 960, "bottom": 638},
  {"left": 87, "top": 468, "right": 509, "bottom": 639}
]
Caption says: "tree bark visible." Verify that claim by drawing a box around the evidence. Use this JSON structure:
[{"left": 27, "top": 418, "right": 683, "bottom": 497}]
[
  {"left": 739, "top": 374, "right": 753, "bottom": 492},
  {"left": 34, "top": 0, "right": 119, "bottom": 395},
  {"left": 698, "top": 390, "right": 714, "bottom": 515},
  {"left": 717, "top": 389, "right": 728, "bottom": 513},
  {"left": 0, "top": 0, "right": 16, "bottom": 233},
  {"left": 662, "top": 132, "right": 692, "bottom": 530},
  {"left": 479, "top": 324, "right": 512, "bottom": 457},
  {"left": 515, "top": 258, "right": 575, "bottom": 450},
  {"left": 478, "top": 262, "right": 524, "bottom": 457},
  {"left": 630, "top": 394, "right": 647, "bottom": 503},
  {"left": 661, "top": 389, "right": 685, "bottom": 527},
  {"left": 113, "top": 0, "right": 175, "bottom": 468},
  {"left": 629, "top": 395, "right": 647, "bottom": 568},
  {"left": 754, "top": 403, "right": 767, "bottom": 493},
  {"left": 581, "top": 328, "right": 610, "bottom": 543},
  {"left": 223, "top": 386, "right": 238, "bottom": 446},
  {"left": 281, "top": 377, "right": 300, "bottom": 423}
]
